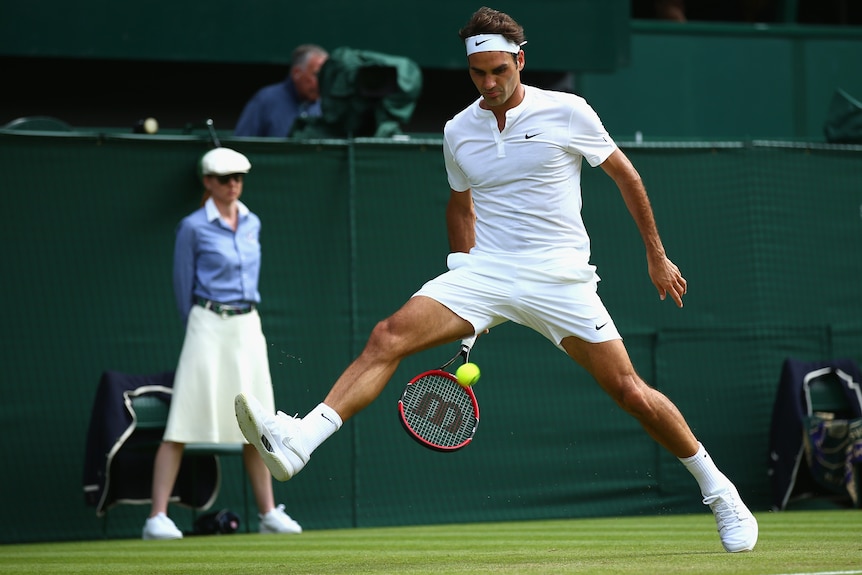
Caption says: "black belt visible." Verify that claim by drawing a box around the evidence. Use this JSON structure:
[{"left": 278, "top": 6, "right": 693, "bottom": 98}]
[{"left": 196, "top": 298, "right": 256, "bottom": 317}]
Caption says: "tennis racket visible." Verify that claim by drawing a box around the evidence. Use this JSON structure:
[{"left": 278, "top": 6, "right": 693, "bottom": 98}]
[{"left": 398, "top": 335, "right": 479, "bottom": 452}]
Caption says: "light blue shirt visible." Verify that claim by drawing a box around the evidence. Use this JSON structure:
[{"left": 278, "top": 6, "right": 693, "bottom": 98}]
[{"left": 173, "top": 198, "right": 262, "bottom": 325}]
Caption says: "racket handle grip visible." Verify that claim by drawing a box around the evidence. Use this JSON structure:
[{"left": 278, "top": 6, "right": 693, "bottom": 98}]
[{"left": 461, "top": 334, "right": 477, "bottom": 351}]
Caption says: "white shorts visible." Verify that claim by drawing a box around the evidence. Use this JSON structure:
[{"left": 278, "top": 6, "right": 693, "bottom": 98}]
[
  {"left": 413, "top": 251, "right": 621, "bottom": 350},
  {"left": 164, "top": 305, "right": 275, "bottom": 444}
]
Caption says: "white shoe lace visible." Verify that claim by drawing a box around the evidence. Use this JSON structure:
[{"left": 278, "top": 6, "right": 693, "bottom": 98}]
[
  {"left": 704, "top": 487, "right": 757, "bottom": 552},
  {"left": 709, "top": 497, "right": 738, "bottom": 528}
]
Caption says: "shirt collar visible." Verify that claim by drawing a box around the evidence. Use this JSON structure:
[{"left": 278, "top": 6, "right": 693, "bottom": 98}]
[
  {"left": 473, "top": 84, "right": 532, "bottom": 121},
  {"left": 284, "top": 76, "right": 302, "bottom": 102},
  {"left": 204, "top": 197, "right": 250, "bottom": 222}
]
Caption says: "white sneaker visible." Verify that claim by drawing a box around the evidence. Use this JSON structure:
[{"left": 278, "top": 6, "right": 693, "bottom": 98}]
[
  {"left": 259, "top": 504, "right": 303, "bottom": 534},
  {"left": 142, "top": 513, "right": 183, "bottom": 540},
  {"left": 704, "top": 484, "right": 758, "bottom": 552},
  {"left": 235, "top": 393, "right": 310, "bottom": 481}
]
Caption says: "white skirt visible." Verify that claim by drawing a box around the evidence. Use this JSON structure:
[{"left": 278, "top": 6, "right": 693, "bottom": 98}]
[{"left": 164, "top": 305, "right": 275, "bottom": 444}]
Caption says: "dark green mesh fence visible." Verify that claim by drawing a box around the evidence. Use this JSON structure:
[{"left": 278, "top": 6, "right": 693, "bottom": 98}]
[{"left": 2, "top": 132, "right": 860, "bottom": 543}]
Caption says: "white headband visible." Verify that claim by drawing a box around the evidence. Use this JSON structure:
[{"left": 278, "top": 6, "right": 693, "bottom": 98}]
[{"left": 465, "top": 34, "right": 525, "bottom": 56}]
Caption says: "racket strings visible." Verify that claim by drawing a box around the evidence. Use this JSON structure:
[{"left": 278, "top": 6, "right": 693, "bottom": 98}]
[{"left": 401, "top": 372, "right": 477, "bottom": 449}]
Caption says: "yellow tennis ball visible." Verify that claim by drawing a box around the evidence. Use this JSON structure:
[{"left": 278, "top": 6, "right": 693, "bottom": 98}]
[
  {"left": 455, "top": 362, "right": 480, "bottom": 387},
  {"left": 143, "top": 117, "right": 159, "bottom": 134}
]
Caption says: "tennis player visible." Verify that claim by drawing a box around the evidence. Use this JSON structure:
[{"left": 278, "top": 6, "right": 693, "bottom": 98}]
[{"left": 236, "top": 7, "right": 758, "bottom": 552}]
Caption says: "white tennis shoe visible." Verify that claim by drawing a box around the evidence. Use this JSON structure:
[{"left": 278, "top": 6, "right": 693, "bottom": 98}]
[
  {"left": 142, "top": 512, "right": 183, "bottom": 540},
  {"left": 235, "top": 393, "right": 309, "bottom": 481},
  {"left": 704, "top": 484, "right": 758, "bottom": 552},
  {"left": 259, "top": 504, "right": 303, "bottom": 534}
]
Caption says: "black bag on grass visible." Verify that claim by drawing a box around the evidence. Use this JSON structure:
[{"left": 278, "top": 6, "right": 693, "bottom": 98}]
[{"left": 194, "top": 509, "right": 241, "bottom": 535}]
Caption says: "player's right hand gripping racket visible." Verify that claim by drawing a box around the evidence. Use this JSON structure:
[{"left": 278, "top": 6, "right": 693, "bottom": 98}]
[{"left": 398, "top": 335, "right": 479, "bottom": 452}]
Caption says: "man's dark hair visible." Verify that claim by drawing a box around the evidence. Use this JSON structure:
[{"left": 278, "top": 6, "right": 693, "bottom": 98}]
[{"left": 458, "top": 6, "right": 526, "bottom": 46}]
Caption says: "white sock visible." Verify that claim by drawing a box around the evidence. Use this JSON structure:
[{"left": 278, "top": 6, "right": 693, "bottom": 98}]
[
  {"left": 300, "top": 403, "right": 342, "bottom": 453},
  {"left": 679, "top": 442, "right": 730, "bottom": 498}
]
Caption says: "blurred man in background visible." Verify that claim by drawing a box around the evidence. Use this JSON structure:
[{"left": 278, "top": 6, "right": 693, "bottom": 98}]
[{"left": 234, "top": 44, "right": 328, "bottom": 137}]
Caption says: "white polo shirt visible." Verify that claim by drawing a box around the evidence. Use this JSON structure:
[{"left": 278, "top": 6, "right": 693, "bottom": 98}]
[{"left": 443, "top": 85, "right": 617, "bottom": 260}]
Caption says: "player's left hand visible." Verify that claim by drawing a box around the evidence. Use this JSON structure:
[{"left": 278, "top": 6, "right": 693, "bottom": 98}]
[{"left": 649, "top": 256, "right": 687, "bottom": 308}]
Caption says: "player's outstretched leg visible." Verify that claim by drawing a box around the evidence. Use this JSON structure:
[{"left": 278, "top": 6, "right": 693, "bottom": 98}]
[{"left": 235, "top": 393, "right": 309, "bottom": 481}]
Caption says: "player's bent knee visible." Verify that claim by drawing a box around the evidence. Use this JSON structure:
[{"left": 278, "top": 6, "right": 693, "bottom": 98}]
[
  {"left": 365, "top": 319, "right": 411, "bottom": 359},
  {"left": 610, "top": 378, "right": 655, "bottom": 418}
]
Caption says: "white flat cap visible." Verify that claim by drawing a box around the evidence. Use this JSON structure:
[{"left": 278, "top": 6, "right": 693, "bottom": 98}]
[{"left": 200, "top": 147, "right": 252, "bottom": 176}]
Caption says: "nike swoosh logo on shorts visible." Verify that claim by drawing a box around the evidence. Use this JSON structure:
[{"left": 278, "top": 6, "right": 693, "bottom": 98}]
[{"left": 595, "top": 322, "right": 608, "bottom": 330}]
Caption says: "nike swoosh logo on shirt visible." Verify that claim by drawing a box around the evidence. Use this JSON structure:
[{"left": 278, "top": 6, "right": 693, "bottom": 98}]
[{"left": 525, "top": 133, "right": 542, "bottom": 139}]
